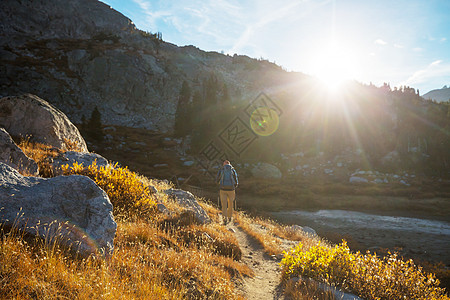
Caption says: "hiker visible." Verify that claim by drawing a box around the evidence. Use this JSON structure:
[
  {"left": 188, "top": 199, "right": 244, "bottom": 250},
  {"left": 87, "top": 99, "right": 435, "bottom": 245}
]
[{"left": 216, "top": 160, "right": 238, "bottom": 225}]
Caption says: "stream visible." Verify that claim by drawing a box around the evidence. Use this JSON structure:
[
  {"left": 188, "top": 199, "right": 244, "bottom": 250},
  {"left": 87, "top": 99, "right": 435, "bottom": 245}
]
[{"left": 271, "top": 210, "right": 450, "bottom": 265}]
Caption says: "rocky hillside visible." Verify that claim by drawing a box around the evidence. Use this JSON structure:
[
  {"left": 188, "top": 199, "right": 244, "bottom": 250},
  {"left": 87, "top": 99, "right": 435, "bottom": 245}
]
[
  {"left": 2, "top": 0, "right": 448, "bottom": 179},
  {"left": 0, "top": 0, "right": 302, "bottom": 132},
  {"left": 423, "top": 86, "right": 450, "bottom": 103}
]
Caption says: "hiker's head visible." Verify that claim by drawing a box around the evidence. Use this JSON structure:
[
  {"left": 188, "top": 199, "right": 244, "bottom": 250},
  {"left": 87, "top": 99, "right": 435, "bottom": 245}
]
[{"left": 223, "top": 160, "right": 230, "bottom": 166}]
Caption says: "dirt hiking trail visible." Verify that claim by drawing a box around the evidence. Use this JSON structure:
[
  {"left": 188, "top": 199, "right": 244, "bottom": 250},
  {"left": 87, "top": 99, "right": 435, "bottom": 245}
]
[{"left": 229, "top": 222, "right": 287, "bottom": 300}]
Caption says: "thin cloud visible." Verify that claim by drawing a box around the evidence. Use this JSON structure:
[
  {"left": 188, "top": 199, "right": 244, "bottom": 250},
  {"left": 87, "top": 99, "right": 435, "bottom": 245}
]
[
  {"left": 413, "top": 47, "right": 424, "bottom": 52},
  {"left": 402, "top": 60, "right": 450, "bottom": 87},
  {"left": 229, "top": 0, "right": 321, "bottom": 55},
  {"left": 375, "top": 39, "right": 387, "bottom": 45},
  {"left": 132, "top": 0, "right": 150, "bottom": 11},
  {"left": 129, "top": 0, "right": 240, "bottom": 47},
  {"left": 182, "top": 1, "right": 243, "bottom": 44},
  {"left": 131, "top": 0, "right": 172, "bottom": 30},
  {"left": 394, "top": 43, "right": 403, "bottom": 48},
  {"left": 428, "top": 36, "right": 448, "bottom": 43}
]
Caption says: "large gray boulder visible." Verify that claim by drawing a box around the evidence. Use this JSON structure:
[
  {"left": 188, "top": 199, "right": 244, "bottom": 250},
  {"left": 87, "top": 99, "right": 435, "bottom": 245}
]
[
  {"left": 251, "top": 162, "right": 282, "bottom": 179},
  {"left": 349, "top": 176, "right": 369, "bottom": 183},
  {"left": 0, "top": 128, "right": 38, "bottom": 175},
  {"left": 287, "top": 225, "right": 318, "bottom": 237},
  {"left": 164, "top": 188, "right": 211, "bottom": 224},
  {"left": 0, "top": 94, "right": 88, "bottom": 152},
  {"left": 0, "top": 162, "right": 116, "bottom": 256},
  {"left": 51, "top": 151, "right": 109, "bottom": 175}
]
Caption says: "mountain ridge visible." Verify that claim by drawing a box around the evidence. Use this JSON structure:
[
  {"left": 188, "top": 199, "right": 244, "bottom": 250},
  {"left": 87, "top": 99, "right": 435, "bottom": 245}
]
[
  {"left": 423, "top": 86, "right": 450, "bottom": 103},
  {"left": 0, "top": 0, "right": 303, "bottom": 132}
]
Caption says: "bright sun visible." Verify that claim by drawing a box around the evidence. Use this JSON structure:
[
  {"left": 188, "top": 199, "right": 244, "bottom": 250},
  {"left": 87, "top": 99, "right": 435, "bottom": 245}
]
[{"left": 311, "top": 42, "right": 360, "bottom": 92}]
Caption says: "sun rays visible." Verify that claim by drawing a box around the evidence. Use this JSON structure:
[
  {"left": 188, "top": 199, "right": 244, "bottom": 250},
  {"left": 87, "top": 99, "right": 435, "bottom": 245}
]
[
  {"left": 287, "top": 81, "right": 385, "bottom": 171},
  {"left": 309, "top": 38, "right": 362, "bottom": 95}
]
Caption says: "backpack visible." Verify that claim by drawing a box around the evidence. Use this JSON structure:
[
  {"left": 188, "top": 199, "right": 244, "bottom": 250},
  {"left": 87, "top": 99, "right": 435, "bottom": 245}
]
[{"left": 220, "top": 165, "right": 235, "bottom": 188}]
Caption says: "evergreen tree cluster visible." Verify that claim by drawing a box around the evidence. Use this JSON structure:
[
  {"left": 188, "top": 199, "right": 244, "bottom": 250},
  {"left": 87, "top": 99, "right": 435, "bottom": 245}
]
[
  {"left": 274, "top": 83, "right": 449, "bottom": 176},
  {"left": 174, "top": 76, "right": 448, "bottom": 176},
  {"left": 174, "top": 75, "right": 234, "bottom": 151}
]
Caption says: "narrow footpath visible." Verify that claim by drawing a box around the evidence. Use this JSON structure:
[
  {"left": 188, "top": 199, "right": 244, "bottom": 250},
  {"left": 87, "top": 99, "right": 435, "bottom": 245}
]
[{"left": 229, "top": 223, "right": 286, "bottom": 300}]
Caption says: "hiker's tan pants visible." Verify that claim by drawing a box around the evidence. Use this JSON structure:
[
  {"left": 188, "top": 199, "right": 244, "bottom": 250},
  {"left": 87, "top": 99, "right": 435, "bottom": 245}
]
[{"left": 220, "top": 190, "right": 235, "bottom": 219}]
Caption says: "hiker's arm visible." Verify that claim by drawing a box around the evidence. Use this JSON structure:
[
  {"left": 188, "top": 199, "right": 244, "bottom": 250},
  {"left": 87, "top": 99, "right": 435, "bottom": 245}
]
[{"left": 233, "top": 169, "right": 238, "bottom": 187}]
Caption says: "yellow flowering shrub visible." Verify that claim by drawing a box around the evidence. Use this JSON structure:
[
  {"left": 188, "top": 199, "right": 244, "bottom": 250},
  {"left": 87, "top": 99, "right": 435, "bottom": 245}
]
[
  {"left": 61, "top": 161, "right": 157, "bottom": 218},
  {"left": 281, "top": 241, "right": 449, "bottom": 300}
]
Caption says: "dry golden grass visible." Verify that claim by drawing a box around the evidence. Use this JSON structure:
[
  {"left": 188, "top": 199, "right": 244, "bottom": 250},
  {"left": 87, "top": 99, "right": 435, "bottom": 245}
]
[
  {"left": 18, "top": 138, "right": 61, "bottom": 177},
  {"left": 114, "top": 219, "right": 247, "bottom": 299},
  {"left": 234, "top": 212, "right": 320, "bottom": 256},
  {"left": 197, "top": 199, "right": 223, "bottom": 223},
  {"left": 234, "top": 213, "right": 282, "bottom": 255},
  {"left": 17, "top": 137, "right": 86, "bottom": 177},
  {"left": 12, "top": 140, "right": 448, "bottom": 299},
  {"left": 4, "top": 141, "right": 251, "bottom": 299},
  {"left": 284, "top": 277, "right": 336, "bottom": 300},
  {"left": 62, "top": 137, "right": 86, "bottom": 152},
  {"left": 0, "top": 207, "right": 251, "bottom": 299}
]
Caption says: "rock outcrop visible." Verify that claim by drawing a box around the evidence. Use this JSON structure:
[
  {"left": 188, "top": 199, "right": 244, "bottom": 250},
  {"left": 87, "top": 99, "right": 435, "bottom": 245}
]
[
  {"left": 0, "top": 94, "right": 88, "bottom": 152},
  {"left": 0, "top": 0, "right": 297, "bottom": 132},
  {"left": 287, "top": 225, "right": 317, "bottom": 237},
  {"left": 0, "top": 128, "right": 38, "bottom": 175},
  {"left": 0, "top": 162, "right": 116, "bottom": 256},
  {"left": 164, "top": 188, "right": 211, "bottom": 224},
  {"left": 0, "top": 0, "right": 135, "bottom": 41},
  {"left": 251, "top": 163, "right": 282, "bottom": 179},
  {"left": 349, "top": 176, "right": 369, "bottom": 183},
  {"left": 51, "top": 151, "right": 109, "bottom": 175}
]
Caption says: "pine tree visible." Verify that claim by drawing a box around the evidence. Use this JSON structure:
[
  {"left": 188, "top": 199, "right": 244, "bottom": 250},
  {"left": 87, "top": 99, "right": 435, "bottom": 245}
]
[
  {"left": 218, "top": 83, "right": 233, "bottom": 127},
  {"left": 191, "top": 90, "right": 203, "bottom": 125},
  {"left": 204, "top": 74, "right": 218, "bottom": 107},
  {"left": 87, "top": 106, "right": 103, "bottom": 141}
]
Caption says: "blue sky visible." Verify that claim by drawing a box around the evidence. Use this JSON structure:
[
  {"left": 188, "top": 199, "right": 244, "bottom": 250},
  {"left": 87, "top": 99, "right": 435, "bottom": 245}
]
[{"left": 101, "top": 0, "right": 450, "bottom": 93}]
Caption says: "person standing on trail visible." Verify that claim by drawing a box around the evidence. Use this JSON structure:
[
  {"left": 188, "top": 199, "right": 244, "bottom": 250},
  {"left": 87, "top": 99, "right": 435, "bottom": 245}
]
[{"left": 216, "top": 160, "right": 238, "bottom": 225}]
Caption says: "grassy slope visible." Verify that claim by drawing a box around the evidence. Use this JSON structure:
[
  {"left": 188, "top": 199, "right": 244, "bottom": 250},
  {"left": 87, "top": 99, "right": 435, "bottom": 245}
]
[
  {"left": 84, "top": 126, "right": 450, "bottom": 292},
  {"left": 2, "top": 139, "right": 447, "bottom": 299},
  {"left": 4, "top": 140, "right": 253, "bottom": 299}
]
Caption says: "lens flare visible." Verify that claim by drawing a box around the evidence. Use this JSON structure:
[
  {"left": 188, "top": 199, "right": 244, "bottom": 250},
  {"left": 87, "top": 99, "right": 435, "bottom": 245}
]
[{"left": 250, "top": 107, "right": 280, "bottom": 136}]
